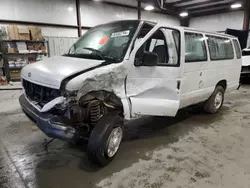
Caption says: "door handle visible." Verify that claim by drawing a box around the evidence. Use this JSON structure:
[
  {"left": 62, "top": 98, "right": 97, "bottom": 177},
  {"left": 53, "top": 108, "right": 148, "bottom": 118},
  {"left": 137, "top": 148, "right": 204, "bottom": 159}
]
[{"left": 177, "top": 80, "right": 181, "bottom": 90}]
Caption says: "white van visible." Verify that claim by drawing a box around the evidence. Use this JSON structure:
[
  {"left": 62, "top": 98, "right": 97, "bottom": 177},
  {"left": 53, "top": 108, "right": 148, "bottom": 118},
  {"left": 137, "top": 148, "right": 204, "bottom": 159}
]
[{"left": 19, "top": 20, "right": 241, "bottom": 166}]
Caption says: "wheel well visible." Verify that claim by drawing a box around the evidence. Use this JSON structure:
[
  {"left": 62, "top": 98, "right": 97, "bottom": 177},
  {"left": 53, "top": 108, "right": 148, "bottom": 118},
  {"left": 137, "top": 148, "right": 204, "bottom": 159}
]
[
  {"left": 79, "top": 90, "right": 124, "bottom": 115},
  {"left": 216, "top": 80, "right": 227, "bottom": 90}
]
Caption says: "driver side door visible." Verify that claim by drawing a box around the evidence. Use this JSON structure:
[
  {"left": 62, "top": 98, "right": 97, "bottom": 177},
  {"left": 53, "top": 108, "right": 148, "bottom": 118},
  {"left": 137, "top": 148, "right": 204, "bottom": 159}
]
[{"left": 126, "top": 25, "right": 182, "bottom": 118}]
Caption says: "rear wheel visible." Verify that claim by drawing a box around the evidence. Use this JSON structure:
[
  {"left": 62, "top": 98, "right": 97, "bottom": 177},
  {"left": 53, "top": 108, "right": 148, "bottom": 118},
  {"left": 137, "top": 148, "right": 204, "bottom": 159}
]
[
  {"left": 204, "top": 86, "right": 225, "bottom": 114},
  {"left": 87, "top": 113, "right": 123, "bottom": 167}
]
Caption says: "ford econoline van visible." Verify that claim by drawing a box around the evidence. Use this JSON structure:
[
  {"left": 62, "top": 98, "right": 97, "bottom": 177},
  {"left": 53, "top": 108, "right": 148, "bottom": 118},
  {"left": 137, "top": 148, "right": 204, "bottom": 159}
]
[{"left": 19, "top": 20, "right": 241, "bottom": 166}]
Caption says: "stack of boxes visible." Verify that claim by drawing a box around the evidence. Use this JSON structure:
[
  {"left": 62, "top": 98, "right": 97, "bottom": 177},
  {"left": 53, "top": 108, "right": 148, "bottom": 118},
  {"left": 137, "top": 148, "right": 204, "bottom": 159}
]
[{"left": 0, "top": 25, "right": 48, "bottom": 83}]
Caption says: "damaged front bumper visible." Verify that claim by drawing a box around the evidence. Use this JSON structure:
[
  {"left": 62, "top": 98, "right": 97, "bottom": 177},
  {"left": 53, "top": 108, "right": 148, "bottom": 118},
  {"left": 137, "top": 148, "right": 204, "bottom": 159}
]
[{"left": 19, "top": 94, "right": 79, "bottom": 142}]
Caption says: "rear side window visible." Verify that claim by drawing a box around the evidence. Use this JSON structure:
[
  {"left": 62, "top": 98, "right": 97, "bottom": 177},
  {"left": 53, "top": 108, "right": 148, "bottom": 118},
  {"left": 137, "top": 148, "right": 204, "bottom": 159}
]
[
  {"left": 185, "top": 32, "right": 207, "bottom": 62},
  {"left": 233, "top": 39, "right": 242, "bottom": 59},
  {"left": 207, "top": 35, "right": 234, "bottom": 60}
]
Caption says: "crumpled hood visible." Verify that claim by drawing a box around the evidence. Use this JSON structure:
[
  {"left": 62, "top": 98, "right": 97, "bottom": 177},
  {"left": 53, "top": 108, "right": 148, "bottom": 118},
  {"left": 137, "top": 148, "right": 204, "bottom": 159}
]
[{"left": 21, "top": 56, "right": 103, "bottom": 89}]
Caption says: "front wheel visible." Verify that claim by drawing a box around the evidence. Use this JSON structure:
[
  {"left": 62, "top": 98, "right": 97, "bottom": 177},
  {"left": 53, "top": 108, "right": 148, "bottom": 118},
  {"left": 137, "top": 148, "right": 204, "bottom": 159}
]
[
  {"left": 87, "top": 113, "right": 123, "bottom": 167},
  {"left": 204, "top": 85, "right": 225, "bottom": 114}
]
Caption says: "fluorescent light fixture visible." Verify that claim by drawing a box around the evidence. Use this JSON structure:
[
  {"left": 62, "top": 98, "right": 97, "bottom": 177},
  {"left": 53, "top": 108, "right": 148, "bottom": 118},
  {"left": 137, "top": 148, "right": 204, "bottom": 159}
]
[
  {"left": 231, "top": 3, "right": 242, "bottom": 9},
  {"left": 68, "top": 7, "right": 73, "bottom": 11},
  {"left": 144, "top": 5, "right": 154, "bottom": 11},
  {"left": 180, "top": 12, "right": 188, "bottom": 17}
]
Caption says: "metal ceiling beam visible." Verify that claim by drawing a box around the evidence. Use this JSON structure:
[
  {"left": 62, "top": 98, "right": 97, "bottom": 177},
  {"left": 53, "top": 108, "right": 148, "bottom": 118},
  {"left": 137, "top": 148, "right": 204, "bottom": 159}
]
[
  {"left": 191, "top": 7, "right": 243, "bottom": 17},
  {"left": 187, "top": 2, "right": 235, "bottom": 11},
  {"left": 165, "top": 0, "right": 193, "bottom": 6},
  {"left": 180, "top": 0, "right": 235, "bottom": 10},
  {"left": 190, "top": 5, "right": 231, "bottom": 14}
]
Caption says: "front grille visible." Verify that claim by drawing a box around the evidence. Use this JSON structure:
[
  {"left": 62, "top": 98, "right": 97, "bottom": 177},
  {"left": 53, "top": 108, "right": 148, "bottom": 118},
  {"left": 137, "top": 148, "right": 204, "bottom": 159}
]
[{"left": 22, "top": 79, "right": 61, "bottom": 107}]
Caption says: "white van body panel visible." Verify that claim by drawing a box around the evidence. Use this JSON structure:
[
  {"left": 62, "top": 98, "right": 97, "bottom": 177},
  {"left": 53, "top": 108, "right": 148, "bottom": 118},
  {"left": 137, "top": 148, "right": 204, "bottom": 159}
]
[
  {"left": 126, "top": 25, "right": 181, "bottom": 117},
  {"left": 20, "top": 21, "right": 241, "bottom": 120},
  {"left": 179, "top": 30, "right": 241, "bottom": 108},
  {"left": 21, "top": 56, "right": 102, "bottom": 89}
]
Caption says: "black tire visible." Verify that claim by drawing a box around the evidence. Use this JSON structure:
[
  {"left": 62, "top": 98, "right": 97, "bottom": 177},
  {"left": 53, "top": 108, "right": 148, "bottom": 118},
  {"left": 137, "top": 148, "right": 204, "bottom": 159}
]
[
  {"left": 204, "top": 85, "right": 225, "bottom": 114},
  {"left": 87, "top": 113, "right": 123, "bottom": 167}
]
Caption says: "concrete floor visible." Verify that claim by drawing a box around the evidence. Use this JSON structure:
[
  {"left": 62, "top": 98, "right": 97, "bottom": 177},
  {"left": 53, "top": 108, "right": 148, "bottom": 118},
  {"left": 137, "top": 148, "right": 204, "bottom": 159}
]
[{"left": 1, "top": 85, "right": 250, "bottom": 188}]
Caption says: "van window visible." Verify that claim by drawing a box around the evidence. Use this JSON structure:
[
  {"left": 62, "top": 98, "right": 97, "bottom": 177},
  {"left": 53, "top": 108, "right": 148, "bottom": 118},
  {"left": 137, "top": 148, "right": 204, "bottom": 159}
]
[
  {"left": 135, "top": 28, "right": 180, "bottom": 66},
  {"left": 207, "top": 35, "right": 234, "bottom": 60},
  {"left": 233, "top": 39, "right": 242, "bottom": 59},
  {"left": 133, "top": 23, "right": 154, "bottom": 47},
  {"left": 185, "top": 32, "right": 207, "bottom": 62}
]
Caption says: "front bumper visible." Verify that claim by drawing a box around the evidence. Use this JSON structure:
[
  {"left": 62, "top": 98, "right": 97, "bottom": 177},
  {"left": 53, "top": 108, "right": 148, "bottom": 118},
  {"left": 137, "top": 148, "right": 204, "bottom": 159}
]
[{"left": 19, "top": 94, "right": 79, "bottom": 142}]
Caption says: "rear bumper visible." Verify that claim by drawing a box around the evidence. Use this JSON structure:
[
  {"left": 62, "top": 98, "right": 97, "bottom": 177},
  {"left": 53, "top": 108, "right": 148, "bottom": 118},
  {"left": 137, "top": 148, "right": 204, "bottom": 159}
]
[{"left": 19, "top": 94, "right": 79, "bottom": 142}]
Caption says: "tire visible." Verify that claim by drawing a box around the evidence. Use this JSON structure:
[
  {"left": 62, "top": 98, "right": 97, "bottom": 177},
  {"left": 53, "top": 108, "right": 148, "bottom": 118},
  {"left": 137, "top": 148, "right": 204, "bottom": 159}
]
[
  {"left": 204, "top": 85, "right": 225, "bottom": 114},
  {"left": 87, "top": 113, "right": 123, "bottom": 167}
]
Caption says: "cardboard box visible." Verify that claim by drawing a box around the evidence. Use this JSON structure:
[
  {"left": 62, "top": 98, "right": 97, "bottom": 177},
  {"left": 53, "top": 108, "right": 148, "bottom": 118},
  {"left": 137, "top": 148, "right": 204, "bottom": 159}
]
[
  {"left": 41, "top": 46, "right": 47, "bottom": 53},
  {"left": 0, "top": 76, "right": 8, "bottom": 86},
  {"left": 28, "top": 26, "right": 43, "bottom": 41},
  {"left": 8, "top": 48, "right": 16, "bottom": 53},
  {"left": 18, "top": 27, "right": 30, "bottom": 40},
  {"left": 9, "top": 70, "right": 21, "bottom": 79},
  {"left": 7, "top": 25, "right": 19, "bottom": 40}
]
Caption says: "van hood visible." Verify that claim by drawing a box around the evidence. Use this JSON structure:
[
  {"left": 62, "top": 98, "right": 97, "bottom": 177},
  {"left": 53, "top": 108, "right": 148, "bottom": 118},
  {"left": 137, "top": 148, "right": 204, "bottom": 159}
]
[{"left": 21, "top": 56, "right": 103, "bottom": 89}]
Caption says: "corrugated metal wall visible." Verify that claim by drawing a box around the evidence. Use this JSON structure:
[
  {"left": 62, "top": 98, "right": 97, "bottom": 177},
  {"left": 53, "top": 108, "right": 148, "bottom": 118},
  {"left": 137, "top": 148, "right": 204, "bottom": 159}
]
[{"left": 44, "top": 36, "right": 78, "bottom": 57}]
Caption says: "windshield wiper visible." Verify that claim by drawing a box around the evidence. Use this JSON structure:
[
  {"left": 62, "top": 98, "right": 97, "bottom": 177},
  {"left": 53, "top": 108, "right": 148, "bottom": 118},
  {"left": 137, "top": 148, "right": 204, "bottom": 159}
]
[{"left": 82, "top": 47, "right": 105, "bottom": 60}]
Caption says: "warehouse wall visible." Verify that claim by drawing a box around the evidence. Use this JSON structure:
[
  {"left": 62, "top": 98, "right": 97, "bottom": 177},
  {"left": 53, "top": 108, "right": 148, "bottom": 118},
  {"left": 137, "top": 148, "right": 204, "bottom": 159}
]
[
  {"left": 141, "top": 11, "right": 179, "bottom": 26},
  {"left": 189, "top": 11, "right": 244, "bottom": 32},
  {"left": 80, "top": 1, "right": 180, "bottom": 27},
  {"left": 0, "top": 0, "right": 180, "bottom": 38},
  {"left": 0, "top": 0, "right": 77, "bottom": 25}
]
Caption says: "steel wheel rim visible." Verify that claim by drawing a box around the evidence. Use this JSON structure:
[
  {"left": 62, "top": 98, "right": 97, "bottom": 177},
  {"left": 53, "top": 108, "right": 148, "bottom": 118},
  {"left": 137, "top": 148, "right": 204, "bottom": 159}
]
[
  {"left": 106, "top": 127, "right": 123, "bottom": 158},
  {"left": 214, "top": 92, "right": 223, "bottom": 109}
]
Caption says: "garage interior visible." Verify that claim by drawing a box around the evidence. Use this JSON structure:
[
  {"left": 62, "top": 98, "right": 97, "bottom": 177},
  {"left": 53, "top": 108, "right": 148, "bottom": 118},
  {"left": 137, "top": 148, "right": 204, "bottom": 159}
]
[{"left": 1, "top": 0, "right": 250, "bottom": 188}]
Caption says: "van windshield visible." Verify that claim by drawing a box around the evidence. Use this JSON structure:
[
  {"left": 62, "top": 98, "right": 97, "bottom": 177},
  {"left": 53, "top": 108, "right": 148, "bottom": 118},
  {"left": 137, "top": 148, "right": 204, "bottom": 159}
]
[{"left": 67, "top": 21, "right": 140, "bottom": 62}]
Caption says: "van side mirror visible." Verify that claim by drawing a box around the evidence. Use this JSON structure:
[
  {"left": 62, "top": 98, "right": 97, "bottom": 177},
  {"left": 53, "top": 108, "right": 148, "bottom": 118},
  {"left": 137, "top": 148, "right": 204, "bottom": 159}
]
[{"left": 135, "top": 51, "right": 158, "bottom": 66}]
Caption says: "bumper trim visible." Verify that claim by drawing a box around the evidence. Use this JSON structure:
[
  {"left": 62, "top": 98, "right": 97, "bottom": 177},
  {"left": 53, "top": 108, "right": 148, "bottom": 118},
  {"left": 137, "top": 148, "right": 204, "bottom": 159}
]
[{"left": 19, "top": 94, "right": 79, "bottom": 142}]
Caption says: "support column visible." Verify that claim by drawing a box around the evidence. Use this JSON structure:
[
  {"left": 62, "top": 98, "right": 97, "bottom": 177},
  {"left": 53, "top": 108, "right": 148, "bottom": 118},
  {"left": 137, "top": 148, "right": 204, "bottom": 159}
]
[
  {"left": 243, "top": 0, "right": 250, "bottom": 30},
  {"left": 243, "top": 10, "right": 250, "bottom": 30},
  {"left": 76, "top": 0, "right": 82, "bottom": 37},
  {"left": 137, "top": 0, "right": 141, "bottom": 20}
]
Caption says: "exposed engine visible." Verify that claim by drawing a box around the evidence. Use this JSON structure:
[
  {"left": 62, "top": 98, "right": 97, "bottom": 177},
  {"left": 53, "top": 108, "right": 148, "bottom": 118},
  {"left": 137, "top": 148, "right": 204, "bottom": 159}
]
[{"left": 63, "top": 90, "right": 123, "bottom": 140}]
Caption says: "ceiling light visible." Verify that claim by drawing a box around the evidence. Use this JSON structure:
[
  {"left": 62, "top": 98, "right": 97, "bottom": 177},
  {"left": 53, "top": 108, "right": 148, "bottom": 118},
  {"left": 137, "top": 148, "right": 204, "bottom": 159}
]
[
  {"left": 180, "top": 12, "right": 188, "bottom": 17},
  {"left": 144, "top": 5, "right": 154, "bottom": 11},
  {"left": 68, "top": 7, "right": 73, "bottom": 11},
  {"left": 231, "top": 3, "right": 242, "bottom": 9}
]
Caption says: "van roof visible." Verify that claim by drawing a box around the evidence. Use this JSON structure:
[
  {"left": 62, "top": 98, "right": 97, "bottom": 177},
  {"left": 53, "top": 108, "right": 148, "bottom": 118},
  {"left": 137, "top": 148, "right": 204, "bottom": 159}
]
[
  {"left": 181, "top": 27, "right": 236, "bottom": 38},
  {"left": 99, "top": 20, "right": 237, "bottom": 39}
]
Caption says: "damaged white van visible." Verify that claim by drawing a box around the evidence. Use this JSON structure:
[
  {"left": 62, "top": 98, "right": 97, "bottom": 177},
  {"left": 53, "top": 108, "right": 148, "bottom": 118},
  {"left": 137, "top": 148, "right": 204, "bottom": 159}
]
[{"left": 19, "top": 20, "right": 241, "bottom": 166}]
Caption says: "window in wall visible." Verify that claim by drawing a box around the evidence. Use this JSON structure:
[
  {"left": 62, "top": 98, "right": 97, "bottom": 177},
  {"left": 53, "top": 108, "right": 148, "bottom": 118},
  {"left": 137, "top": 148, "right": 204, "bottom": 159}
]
[
  {"left": 185, "top": 32, "right": 207, "bottom": 62},
  {"left": 233, "top": 39, "right": 242, "bottom": 59},
  {"left": 207, "top": 35, "right": 234, "bottom": 60}
]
